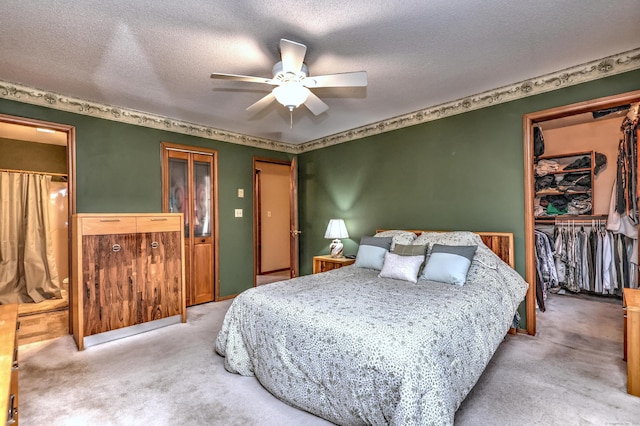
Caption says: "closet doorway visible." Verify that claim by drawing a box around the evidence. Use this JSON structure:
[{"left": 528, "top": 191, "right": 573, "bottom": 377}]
[
  {"left": 523, "top": 89, "right": 640, "bottom": 335},
  {"left": 253, "top": 157, "right": 299, "bottom": 286},
  {"left": 0, "top": 113, "right": 76, "bottom": 343}
]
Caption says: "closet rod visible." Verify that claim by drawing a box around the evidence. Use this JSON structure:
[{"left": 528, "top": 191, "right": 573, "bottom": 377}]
[
  {"left": 536, "top": 214, "right": 608, "bottom": 224},
  {"left": 554, "top": 220, "right": 605, "bottom": 224},
  {"left": 554, "top": 219, "right": 607, "bottom": 225},
  {"left": 0, "top": 168, "right": 67, "bottom": 177}
]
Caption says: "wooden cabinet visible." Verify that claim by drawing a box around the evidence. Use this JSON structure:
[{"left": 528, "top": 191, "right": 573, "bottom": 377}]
[
  {"left": 162, "top": 143, "right": 218, "bottom": 306},
  {"left": 534, "top": 150, "right": 595, "bottom": 219},
  {"left": 72, "top": 213, "right": 185, "bottom": 350},
  {"left": 313, "top": 255, "right": 355, "bottom": 274},
  {"left": 624, "top": 288, "right": 640, "bottom": 397},
  {"left": 0, "top": 304, "right": 19, "bottom": 426}
]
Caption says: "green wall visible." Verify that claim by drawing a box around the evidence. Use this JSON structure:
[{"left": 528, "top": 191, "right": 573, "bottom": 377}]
[
  {"left": 1, "top": 68, "right": 639, "bottom": 310},
  {"left": 0, "top": 98, "right": 291, "bottom": 297},
  {"left": 298, "top": 69, "right": 640, "bottom": 329}
]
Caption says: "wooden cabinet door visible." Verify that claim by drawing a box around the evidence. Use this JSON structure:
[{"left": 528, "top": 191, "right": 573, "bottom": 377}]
[
  {"left": 137, "top": 231, "right": 183, "bottom": 322},
  {"left": 82, "top": 233, "right": 136, "bottom": 336}
]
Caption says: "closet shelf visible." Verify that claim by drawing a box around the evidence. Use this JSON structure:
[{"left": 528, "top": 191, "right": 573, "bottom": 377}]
[
  {"left": 535, "top": 189, "right": 591, "bottom": 196},
  {"left": 534, "top": 167, "right": 591, "bottom": 177},
  {"left": 534, "top": 150, "right": 595, "bottom": 218}
]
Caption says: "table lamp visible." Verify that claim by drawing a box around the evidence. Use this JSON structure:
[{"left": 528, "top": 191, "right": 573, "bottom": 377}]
[{"left": 324, "top": 219, "right": 349, "bottom": 258}]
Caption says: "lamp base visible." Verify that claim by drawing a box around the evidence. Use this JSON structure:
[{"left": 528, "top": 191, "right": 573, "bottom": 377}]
[{"left": 329, "top": 239, "right": 344, "bottom": 258}]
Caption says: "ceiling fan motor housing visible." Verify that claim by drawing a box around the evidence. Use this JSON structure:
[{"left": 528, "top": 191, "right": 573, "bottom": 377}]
[{"left": 272, "top": 61, "right": 309, "bottom": 83}]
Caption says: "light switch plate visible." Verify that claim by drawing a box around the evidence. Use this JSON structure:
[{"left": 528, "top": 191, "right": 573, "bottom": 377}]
[
  {"left": 234, "top": 209, "right": 243, "bottom": 218},
  {"left": 237, "top": 188, "right": 244, "bottom": 198}
]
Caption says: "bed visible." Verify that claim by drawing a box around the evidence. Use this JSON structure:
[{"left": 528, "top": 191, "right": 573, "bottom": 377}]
[{"left": 215, "top": 230, "right": 528, "bottom": 425}]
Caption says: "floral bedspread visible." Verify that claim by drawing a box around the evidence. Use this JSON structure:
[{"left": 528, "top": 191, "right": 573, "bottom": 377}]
[{"left": 215, "top": 243, "right": 527, "bottom": 425}]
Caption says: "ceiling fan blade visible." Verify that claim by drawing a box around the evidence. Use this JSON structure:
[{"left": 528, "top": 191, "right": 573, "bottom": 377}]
[
  {"left": 210, "top": 73, "right": 277, "bottom": 85},
  {"left": 303, "top": 71, "right": 368, "bottom": 88},
  {"left": 280, "top": 39, "right": 307, "bottom": 74},
  {"left": 304, "top": 92, "right": 329, "bottom": 116},
  {"left": 246, "top": 92, "right": 276, "bottom": 114}
]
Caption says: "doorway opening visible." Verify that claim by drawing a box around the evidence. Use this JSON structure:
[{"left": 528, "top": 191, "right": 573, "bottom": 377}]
[
  {"left": 0, "top": 113, "right": 76, "bottom": 343},
  {"left": 523, "top": 89, "right": 640, "bottom": 335},
  {"left": 253, "top": 157, "right": 299, "bottom": 286}
]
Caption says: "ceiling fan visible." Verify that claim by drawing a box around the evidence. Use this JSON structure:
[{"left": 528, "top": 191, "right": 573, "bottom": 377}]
[{"left": 210, "top": 38, "right": 367, "bottom": 123}]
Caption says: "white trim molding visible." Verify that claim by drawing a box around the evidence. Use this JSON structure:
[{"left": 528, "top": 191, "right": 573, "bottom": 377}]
[{"left": 1, "top": 48, "right": 639, "bottom": 154}]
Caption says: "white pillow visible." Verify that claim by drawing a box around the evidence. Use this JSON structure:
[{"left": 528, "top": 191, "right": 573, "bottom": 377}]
[
  {"left": 378, "top": 252, "right": 424, "bottom": 283},
  {"left": 421, "top": 244, "right": 477, "bottom": 285}
]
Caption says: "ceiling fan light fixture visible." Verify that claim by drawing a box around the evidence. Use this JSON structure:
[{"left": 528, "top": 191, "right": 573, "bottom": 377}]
[
  {"left": 272, "top": 83, "right": 310, "bottom": 111},
  {"left": 210, "top": 39, "right": 366, "bottom": 120}
]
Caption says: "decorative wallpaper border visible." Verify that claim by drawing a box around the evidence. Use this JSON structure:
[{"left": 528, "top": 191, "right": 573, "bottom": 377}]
[
  {"left": 0, "top": 81, "right": 299, "bottom": 154},
  {"left": 1, "top": 47, "right": 639, "bottom": 154},
  {"left": 302, "top": 47, "right": 640, "bottom": 152}
]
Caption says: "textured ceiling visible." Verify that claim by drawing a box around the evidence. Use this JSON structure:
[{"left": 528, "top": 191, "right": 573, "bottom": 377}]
[{"left": 1, "top": 0, "right": 639, "bottom": 146}]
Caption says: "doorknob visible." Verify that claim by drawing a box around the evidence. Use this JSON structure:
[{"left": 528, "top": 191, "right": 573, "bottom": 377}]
[{"left": 290, "top": 230, "right": 301, "bottom": 235}]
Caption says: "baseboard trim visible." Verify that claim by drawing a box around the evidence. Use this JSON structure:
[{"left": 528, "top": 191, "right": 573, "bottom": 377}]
[{"left": 83, "top": 315, "right": 182, "bottom": 349}]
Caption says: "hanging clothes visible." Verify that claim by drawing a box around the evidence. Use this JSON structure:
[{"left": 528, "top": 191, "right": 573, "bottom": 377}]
[
  {"left": 548, "top": 221, "right": 625, "bottom": 295},
  {"left": 535, "top": 230, "right": 558, "bottom": 290},
  {"left": 614, "top": 116, "right": 638, "bottom": 221},
  {"left": 534, "top": 230, "right": 557, "bottom": 311},
  {"left": 607, "top": 106, "right": 639, "bottom": 289}
]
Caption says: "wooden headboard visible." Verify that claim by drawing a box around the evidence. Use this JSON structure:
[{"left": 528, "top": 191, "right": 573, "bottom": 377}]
[{"left": 376, "top": 230, "right": 515, "bottom": 269}]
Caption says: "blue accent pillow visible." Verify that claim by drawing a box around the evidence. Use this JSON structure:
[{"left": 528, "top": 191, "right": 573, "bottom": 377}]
[
  {"left": 354, "top": 236, "right": 392, "bottom": 270},
  {"left": 421, "top": 244, "right": 477, "bottom": 285}
]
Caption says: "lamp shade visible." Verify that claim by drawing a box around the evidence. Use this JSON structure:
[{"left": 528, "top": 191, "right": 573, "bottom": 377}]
[{"left": 324, "top": 219, "right": 349, "bottom": 239}]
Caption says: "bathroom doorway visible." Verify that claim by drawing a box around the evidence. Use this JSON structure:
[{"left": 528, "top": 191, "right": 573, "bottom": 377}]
[{"left": 0, "top": 113, "right": 76, "bottom": 343}]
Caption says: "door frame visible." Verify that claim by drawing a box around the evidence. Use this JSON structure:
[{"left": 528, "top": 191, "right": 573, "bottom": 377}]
[
  {"left": 161, "top": 141, "right": 219, "bottom": 302},
  {"left": 523, "top": 89, "right": 640, "bottom": 336},
  {"left": 253, "top": 157, "right": 299, "bottom": 285},
  {"left": 0, "top": 113, "right": 77, "bottom": 330},
  {"left": 290, "top": 157, "right": 299, "bottom": 278}
]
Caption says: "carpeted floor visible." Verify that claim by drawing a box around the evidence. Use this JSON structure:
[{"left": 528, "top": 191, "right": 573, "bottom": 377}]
[
  {"left": 256, "top": 270, "right": 291, "bottom": 286},
  {"left": 17, "top": 292, "right": 640, "bottom": 425},
  {"left": 455, "top": 292, "right": 638, "bottom": 425}
]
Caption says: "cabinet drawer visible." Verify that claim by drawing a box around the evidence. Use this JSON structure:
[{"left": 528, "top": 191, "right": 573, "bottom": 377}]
[
  {"left": 318, "top": 261, "right": 340, "bottom": 273},
  {"left": 313, "top": 256, "right": 355, "bottom": 274},
  {"left": 136, "top": 215, "right": 181, "bottom": 233},
  {"left": 81, "top": 217, "right": 137, "bottom": 235}
]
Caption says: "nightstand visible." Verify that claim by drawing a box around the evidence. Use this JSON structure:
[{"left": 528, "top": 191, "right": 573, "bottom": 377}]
[{"left": 313, "top": 255, "right": 355, "bottom": 274}]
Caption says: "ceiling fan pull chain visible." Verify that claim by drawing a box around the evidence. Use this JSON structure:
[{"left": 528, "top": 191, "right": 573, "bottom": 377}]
[{"left": 290, "top": 109, "right": 293, "bottom": 128}]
